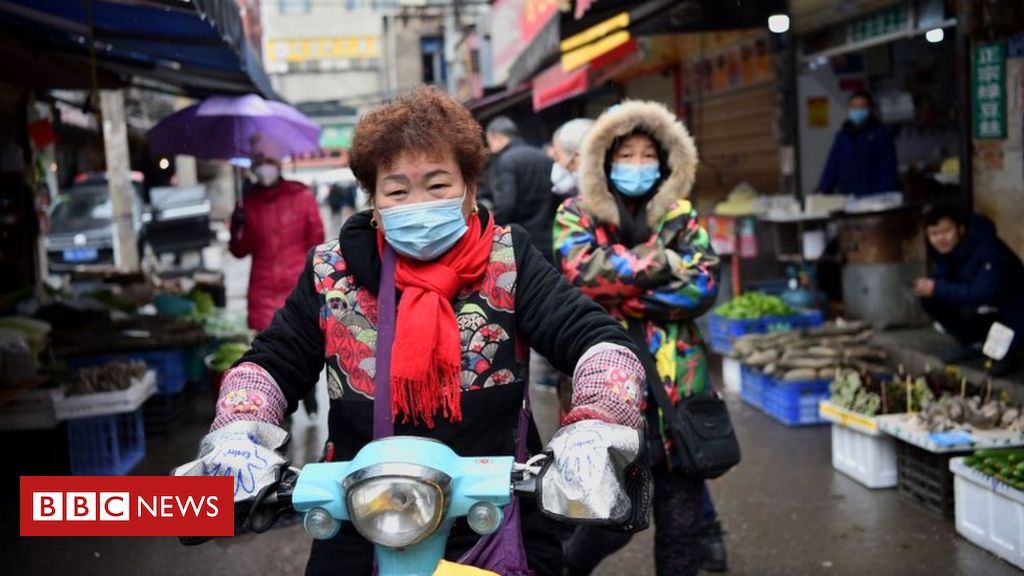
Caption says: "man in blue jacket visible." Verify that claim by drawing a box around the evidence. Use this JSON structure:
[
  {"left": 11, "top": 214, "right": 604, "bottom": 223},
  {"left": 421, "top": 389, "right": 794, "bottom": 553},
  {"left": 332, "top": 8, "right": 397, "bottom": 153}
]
[
  {"left": 815, "top": 91, "right": 899, "bottom": 197},
  {"left": 914, "top": 205, "right": 1024, "bottom": 375}
]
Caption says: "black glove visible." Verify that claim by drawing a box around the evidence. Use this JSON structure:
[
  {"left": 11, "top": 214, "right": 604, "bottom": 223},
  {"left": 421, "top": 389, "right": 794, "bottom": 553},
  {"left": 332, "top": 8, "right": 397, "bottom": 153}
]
[{"left": 231, "top": 207, "right": 245, "bottom": 232}]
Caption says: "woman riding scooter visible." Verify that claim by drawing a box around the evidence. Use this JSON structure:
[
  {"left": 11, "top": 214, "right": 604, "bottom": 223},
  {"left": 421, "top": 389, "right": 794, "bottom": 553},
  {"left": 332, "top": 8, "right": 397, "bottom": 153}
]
[{"left": 173, "top": 87, "right": 647, "bottom": 575}]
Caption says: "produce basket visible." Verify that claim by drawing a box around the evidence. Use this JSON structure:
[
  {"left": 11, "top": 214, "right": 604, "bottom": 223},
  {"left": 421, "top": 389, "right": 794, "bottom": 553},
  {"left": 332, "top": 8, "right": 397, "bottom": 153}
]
[
  {"left": 877, "top": 414, "right": 1024, "bottom": 453},
  {"left": 897, "top": 441, "right": 964, "bottom": 517},
  {"left": 739, "top": 365, "right": 766, "bottom": 409},
  {"left": 709, "top": 310, "right": 823, "bottom": 354},
  {"left": 820, "top": 402, "right": 897, "bottom": 488},
  {"left": 951, "top": 456, "right": 1024, "bottom": 570},
  {"left": 67, "top": 409, "right": 145, "bottom": 476},
  {"left": 53, "top": 371, "right": 157, "bottom": 421},
  {"left": 708, "top": 315, "right": 764, "bottom": 354},
  {"left": 762, "top": 376, "right": 831, "bottom": 426},
  {"left": 67, "top": 349, "right": 186, "bottom": 395}
]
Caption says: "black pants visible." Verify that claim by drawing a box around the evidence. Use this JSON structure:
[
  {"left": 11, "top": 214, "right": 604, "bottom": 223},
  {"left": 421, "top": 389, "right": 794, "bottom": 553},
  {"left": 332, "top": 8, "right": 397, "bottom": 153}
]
[
  {"left": 563, "top": 466, "right": 705, "bottom": 576},
  {"left": 921, "top": 300, "right": 999, "bottom": 348}
]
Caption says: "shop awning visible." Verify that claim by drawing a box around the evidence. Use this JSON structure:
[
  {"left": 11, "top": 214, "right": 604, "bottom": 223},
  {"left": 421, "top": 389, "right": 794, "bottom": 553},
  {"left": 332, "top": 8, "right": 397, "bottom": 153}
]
[
  {"left": 532, "top": 38, "right": 638, "bottom": 111},
  {"left": 465, "top": 83, "right": 532, "bottom": 119},
  {"left": 532, "top": 63, "right": 589, "bottom": 112},
  {"left": 559, "top": 0, "right": 787, "bottom": 71},
  {"left": 0, "top": 0, "right": 276, "bottom": 99}
]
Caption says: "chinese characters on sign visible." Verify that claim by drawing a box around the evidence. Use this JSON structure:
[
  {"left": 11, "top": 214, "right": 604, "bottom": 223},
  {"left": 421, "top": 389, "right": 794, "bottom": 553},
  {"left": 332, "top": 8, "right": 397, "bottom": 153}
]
[
  {"left": 973, "top": 43, "right": 1006, "bottom": 140},
  {"left": 848, "top": 6, "right": 910, "bottom": 43}
]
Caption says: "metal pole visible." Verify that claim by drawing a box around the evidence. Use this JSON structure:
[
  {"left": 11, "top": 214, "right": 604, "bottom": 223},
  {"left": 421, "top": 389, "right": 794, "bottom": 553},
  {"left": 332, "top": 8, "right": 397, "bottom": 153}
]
[
  {"left": 100, "top": 89, "right": 140, "bottom": 272},
  {"left": 389, "top": 9, "right": 399, "bottom": 96},
  {"left": 381, "top": 13, "right": 391, "bottom": 100}
]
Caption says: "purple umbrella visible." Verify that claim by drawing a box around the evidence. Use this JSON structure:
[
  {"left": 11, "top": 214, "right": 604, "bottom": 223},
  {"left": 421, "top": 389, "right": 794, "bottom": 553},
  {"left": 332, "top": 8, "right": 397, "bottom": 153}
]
[{"left": 147, "top": 94, "right": 321, "bottom": 160}]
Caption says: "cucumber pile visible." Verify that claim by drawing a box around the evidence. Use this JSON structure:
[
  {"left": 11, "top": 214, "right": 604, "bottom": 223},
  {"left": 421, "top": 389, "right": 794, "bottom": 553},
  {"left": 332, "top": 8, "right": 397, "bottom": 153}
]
[{"left": 966, "top": 449, "right": 1024, "bottom": 491}]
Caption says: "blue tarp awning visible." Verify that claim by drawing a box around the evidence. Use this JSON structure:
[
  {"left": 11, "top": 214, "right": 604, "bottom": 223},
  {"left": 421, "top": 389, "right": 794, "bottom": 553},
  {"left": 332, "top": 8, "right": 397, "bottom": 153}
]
[{"left": 0, "top": 0, "right": 277, "bottom": 99}]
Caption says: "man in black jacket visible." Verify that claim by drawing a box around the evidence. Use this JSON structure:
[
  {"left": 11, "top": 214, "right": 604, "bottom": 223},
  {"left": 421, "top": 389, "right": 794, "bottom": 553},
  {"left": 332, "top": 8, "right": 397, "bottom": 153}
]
[
  {"left": 914, "top": 205, "right": 1024, "bottom": 375},
  {"left": 482, "top": 116, "right": 555, "bottom": 257}
]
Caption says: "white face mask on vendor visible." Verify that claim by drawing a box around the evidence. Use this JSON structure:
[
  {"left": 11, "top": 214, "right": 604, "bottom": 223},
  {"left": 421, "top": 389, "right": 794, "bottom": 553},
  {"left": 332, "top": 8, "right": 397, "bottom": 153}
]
[{"left": 254, "top": 164, "right": 280, "bottom": 186}]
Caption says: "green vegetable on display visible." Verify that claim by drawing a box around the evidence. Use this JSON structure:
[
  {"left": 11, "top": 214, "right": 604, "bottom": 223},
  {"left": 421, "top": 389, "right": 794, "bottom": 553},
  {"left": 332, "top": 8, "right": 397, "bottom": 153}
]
[
  {"left": 714, "top": 292, "right": 795, "bottom": 320},
  {"left": 210, "top": 342, "right": 249, "bottom": 373},
  {"left": 965, "top": 449, "right": 1024, "bottom": 492},
  {"left": 189, "top": 289, "right": 216, "bottom": 316}
]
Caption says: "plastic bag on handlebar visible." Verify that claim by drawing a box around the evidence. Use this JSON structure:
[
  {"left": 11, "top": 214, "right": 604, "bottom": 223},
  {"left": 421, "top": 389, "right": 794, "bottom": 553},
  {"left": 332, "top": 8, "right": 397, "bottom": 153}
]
[{"left": 535, "top": 420, "right": 652, "bottom": 533}]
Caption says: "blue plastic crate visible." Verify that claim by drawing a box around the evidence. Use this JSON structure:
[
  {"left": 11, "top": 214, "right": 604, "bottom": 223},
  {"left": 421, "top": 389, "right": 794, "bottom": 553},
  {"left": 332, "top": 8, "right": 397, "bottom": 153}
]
[
  {"left": 67, "top": 409, "right": 145, "bottom": 475},
  {"left": 762, "top": 376, "right": 831, "bottom": 426},
  {"left": 762, "top": 309, "right": 825, "bottom": 333},
  {"left": 708, "top": 314, "right": 764, "bottom": 354},
  {"left": 740, "top": 365, "right": 766, "bottom": 409},
  {"left": 708, "top": 310, "right": 823, "bottom": 354},
  {"left": 67, "top": 349, "right": 187, "bottom": 395}
]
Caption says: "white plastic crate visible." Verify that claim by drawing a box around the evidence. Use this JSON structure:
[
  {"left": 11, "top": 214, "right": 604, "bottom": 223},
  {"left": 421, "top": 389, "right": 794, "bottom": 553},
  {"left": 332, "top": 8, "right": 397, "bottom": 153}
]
[
  {"left": 951, "top": 457, "right": 1024, "bottom": 571},
  {"left": 0, "top": 387, "right": 61, "bottom": 431},
  {"left": 722, "top": 357, "right": 741, "bottom": 394},
  {"left": 831, "top": 423, "right": 898, "bottom": 489},
  {"left": 54, "top": 371, "right": 157, "bottom": 421}
]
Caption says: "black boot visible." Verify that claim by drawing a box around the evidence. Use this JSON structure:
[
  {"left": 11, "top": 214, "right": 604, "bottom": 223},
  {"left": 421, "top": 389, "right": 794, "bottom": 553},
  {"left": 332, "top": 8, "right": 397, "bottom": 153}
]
[{"left": 700, "top": 519, "right": 727, "bottom": 573}]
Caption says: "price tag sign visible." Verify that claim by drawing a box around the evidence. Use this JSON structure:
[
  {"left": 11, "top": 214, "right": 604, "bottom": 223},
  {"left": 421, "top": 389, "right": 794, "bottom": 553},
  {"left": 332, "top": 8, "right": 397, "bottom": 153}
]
[{"left": 983, "top": 322, "right": 1015, "bottom": 361}]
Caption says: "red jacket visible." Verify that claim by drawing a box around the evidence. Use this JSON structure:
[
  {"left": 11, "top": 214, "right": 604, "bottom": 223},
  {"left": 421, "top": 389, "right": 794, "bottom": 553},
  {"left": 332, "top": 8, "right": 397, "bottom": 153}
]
[{"left": 230, "top": 179, "right": 325, "bottom": 331}]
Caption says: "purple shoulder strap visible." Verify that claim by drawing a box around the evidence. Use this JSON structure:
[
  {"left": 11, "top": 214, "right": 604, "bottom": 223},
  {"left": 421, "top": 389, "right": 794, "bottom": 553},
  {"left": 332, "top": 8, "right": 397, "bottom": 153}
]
[
  {"left": 373, "top": 242, "right": 532, "bottom": 457},
  {"left": 373, "top": 245, "right": 397, "bottom": 439}
]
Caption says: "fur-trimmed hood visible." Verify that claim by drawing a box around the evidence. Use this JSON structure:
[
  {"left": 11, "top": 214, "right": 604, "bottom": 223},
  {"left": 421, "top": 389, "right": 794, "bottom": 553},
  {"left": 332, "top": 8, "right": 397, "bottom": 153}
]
[{"left": 577, "top": 100, "right": 698, "bottom": 228}]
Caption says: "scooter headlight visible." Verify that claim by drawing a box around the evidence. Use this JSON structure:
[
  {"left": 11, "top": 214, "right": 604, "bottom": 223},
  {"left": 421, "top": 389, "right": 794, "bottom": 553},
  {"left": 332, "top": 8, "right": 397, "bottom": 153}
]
[{"left": 344, "top": 464, "right": 450, "bottom": 549}]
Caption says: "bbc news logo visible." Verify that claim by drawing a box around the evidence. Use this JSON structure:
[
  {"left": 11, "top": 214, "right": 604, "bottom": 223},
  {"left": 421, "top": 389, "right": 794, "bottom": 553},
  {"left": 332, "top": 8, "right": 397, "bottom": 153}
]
[{"left": 21, "top": 476, "right": 233, "bottom": 537}]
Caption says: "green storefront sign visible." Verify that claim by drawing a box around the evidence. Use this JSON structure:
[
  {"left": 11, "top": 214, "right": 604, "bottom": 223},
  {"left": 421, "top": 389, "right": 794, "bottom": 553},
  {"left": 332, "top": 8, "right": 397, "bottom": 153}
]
[
  {"left": 848, "top": 5, "right": 910, "bottom": 43},
  {"left": 320, "top": 124, "right": 354, "bottom": 149},
  {"left": 973, "top": 43, "right": 1006, "bottom": 140}
]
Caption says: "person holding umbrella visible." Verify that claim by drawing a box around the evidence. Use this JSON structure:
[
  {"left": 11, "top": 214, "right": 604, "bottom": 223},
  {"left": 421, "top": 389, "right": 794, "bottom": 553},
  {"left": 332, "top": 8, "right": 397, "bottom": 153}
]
[
  {"left": 230, "top": 154, "right": 324, "bottom": 331},
  {"left": 230, "top": 154, "right": 325, "bottom": 417}
]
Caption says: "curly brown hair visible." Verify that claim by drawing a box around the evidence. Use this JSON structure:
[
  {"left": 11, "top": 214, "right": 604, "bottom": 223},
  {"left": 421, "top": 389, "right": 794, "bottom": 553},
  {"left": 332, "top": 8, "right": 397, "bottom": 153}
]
[{"left": 349, "top": 86, "right": 488, "bottom": 197}]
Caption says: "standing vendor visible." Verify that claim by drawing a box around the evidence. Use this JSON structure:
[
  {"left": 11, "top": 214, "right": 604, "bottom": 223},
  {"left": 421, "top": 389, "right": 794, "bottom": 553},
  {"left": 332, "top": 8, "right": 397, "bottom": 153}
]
[
  {"left": 815, "top": 91, "right": 899, "bottom": 197},
  {"left": 914, "top": 205, "right": 1024, "bottom": 375}
]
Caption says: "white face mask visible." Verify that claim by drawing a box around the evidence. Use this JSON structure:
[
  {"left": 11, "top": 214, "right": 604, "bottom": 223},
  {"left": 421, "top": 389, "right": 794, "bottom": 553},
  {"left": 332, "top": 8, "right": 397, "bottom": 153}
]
[
  {"left": 254, "top": 164, "right": 280, "bottom": 186},
  {"left": 550, "top": 162, "right": 577, "bottom": 196}
]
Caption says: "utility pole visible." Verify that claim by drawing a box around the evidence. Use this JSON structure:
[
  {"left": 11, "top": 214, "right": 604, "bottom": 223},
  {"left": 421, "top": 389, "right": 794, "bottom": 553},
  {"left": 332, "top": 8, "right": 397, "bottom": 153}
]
[
  {"left": 100, "top": 89, "right": 140, "bottom": 272},
  {"left": 444, "top": 0, "right": 460, "bottom": 95}
]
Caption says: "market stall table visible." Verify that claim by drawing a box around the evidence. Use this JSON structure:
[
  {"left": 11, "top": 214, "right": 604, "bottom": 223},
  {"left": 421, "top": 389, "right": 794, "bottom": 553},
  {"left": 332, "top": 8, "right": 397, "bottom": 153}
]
[{"left": 878, "top": 414, "right": 1024, "bottom": 517}]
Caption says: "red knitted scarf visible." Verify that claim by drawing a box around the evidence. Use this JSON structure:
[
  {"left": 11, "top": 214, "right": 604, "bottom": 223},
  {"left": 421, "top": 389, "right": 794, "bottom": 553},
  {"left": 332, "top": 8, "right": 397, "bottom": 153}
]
[{"left": 377, "top": 214, "right": 494, "bottom": 427}]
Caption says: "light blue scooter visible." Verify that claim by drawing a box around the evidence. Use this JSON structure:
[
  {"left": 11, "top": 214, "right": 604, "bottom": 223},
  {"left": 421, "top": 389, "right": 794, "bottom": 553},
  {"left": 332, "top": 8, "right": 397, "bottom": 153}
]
[{"left": 290, "top": 435, "right": 534, "bottom": 575}]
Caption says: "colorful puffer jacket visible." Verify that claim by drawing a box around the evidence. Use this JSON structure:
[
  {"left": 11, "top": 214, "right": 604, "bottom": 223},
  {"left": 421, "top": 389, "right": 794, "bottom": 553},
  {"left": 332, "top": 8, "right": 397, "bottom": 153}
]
[{"left": 553, "top": 100, "right": 720, "bottom": 405}]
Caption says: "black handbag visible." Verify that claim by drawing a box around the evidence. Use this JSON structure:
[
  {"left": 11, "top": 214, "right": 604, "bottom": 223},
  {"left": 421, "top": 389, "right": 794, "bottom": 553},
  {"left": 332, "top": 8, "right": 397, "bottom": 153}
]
[{"left": 627, "top": 320, "right": 741, "bottom": 479}]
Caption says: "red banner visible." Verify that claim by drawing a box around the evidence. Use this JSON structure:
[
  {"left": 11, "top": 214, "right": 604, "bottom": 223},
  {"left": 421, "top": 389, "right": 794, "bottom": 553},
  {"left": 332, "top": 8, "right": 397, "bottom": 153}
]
[{"left": 20, "top": 476, "right": 234, "bottom": 537}]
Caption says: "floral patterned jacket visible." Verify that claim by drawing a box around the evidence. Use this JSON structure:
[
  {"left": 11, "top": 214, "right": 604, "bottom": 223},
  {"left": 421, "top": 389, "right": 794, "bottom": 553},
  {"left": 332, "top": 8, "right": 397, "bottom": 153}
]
[{"left": 216, "top": 209, "right": 645, "bottom": 465}]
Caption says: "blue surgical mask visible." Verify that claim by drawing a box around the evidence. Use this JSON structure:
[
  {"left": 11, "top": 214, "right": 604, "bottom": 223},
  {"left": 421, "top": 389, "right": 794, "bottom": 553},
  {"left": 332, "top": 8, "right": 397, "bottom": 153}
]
[
  {"left": 610, "top": 163, "right": 660, "bottom": 197},
  {"left": 848, "top": 108, "right": 870, "bottom": 125},
  {"left": 378, "top": 192, "right": 468, "bottom": 261}
]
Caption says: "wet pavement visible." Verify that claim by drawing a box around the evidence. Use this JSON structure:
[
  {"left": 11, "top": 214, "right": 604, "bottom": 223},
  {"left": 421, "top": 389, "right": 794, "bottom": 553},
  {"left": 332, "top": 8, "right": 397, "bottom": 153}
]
[
  {"left": 3, "top": 387, "right": 1019, "bottom": 576},
  {"left": 2, "top": 236, "right": 1020, "bottom": 575}
]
